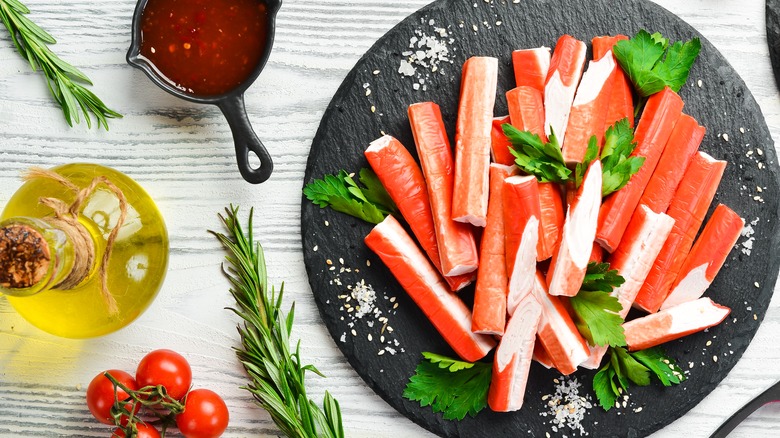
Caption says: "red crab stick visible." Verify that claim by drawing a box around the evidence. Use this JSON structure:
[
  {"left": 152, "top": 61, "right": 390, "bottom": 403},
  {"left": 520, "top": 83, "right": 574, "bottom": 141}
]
[
  {"left": 537, "top": 182, "right": 565, "bottom": 261},
  {"left": 596, "top": 87, "right": 684, "bottom": 253},
  {"left": 487, "top": 293, "right": 542, "bottom": 412},
  {"left": 634, "top": 151, "right": 726, "bottom": 313},
  {"left": 409, "top": 102, "right": 479, "bottom": 277},
  {"left": 533, "top": 271, "right": 590, "bottom": 374},
  {"left": 472, "top": 164, "right": 517, "bottom": 335},
  {"left": 624, "top": 298, "right": 731, "bottom": 351},
  {"left": 544, "top": 35, "right": 587, "bottom": 145},
  {"left": 639, "top": 114, "right": 705, "bottom": 213},
  {"left": 453, "top": 56, "right": 499, "bottom": 227},
  {"left": 507, "top": 86, "right": 547, "bottom": 142},
  {"left": 503, "top": 175, "right": 541, "bottom": 315},
  {"left": 562, "top": 52, "right": 616, "bottom": 165},
  {"left": 580, "top": 205, "right": 674, "bottom": 369},
  {"left": 365, "top": 135, "right": 473, "bottom": 291},
  {"left": 491, "top": 116, "right": 515, "bottom": 166},
  {"left": 365, "top": 216, "right": 496, "bottom": 362},
  {"left": 512, "top": 47, "right": 551, "bottom": 93},
  {"left": 548, "top": 160, "right": 603, "bottom": 297},
  {"left": 661, "top": 204, "right": 744, "bottom": 310},
  {"left": 592, "top": 35, "right": 634, "bottom": 128}
]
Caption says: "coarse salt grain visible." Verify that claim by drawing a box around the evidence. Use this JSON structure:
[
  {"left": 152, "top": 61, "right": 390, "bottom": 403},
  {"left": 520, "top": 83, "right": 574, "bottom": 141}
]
[{"left": 540, "top": 376, "right": 592, "bottom": 436}]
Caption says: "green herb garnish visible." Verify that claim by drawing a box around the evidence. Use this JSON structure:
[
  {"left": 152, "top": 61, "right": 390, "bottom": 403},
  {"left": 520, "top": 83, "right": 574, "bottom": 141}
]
[
  {"left": 613, "top": 29, "right": 701, "bottom": 115},
  {"left": 303, "top": 168, "right": 397, "bottom": 224},
  {"left": 503, "top": 124, "right": 572, "bottom": 184},
  {"left": 600, "top": 119, "right": 645, "bottom": 196},
  {"left": 403, "top": 352, "right": 492, "bottom": 421},
  {"left": 212, "top": 206, "right": 344, "bottom": 438},
  {"left": 593, "top": 346, "right": 685, "bottom": 411},
  {"left": 569, "top": 262, "right": 626, "bottom": 347},
  {"left": 0, "top": 0, "right": 121, "bottom": 129}
]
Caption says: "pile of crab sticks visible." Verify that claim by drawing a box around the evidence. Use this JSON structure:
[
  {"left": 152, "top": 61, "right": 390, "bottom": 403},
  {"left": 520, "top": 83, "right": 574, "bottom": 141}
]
[{"left": 363, "top": 33, "right": 743, "bottom": 413}]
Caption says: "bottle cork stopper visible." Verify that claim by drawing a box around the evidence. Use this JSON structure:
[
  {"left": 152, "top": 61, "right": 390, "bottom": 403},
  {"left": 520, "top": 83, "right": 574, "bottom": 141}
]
[{"left": 0, "top": 224, "right": 51, "bottom": 289}]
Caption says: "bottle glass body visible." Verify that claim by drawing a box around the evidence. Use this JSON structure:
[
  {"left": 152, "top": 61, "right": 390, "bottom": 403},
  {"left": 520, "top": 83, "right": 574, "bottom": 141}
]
[{"left": 0, "top": 163, "right": 169, "bottom": 338}]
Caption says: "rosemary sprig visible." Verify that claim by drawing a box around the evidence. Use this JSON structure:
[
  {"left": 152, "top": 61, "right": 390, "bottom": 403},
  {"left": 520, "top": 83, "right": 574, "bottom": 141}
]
[
  {"left": 0, "top": 0, "right": 121, "bottom": 129},
  {"left": 211, "top": 206, "right": 344, "bottom": 438}
]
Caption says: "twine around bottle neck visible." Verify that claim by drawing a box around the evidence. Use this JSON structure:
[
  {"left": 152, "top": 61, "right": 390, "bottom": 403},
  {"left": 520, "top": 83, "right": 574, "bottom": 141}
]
[{"left": 23, "top": 167, "right": 128, "bottom": 316}]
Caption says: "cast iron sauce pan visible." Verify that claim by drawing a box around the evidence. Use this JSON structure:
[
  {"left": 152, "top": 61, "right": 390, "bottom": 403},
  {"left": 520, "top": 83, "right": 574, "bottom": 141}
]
[
  {"left": 301, "top": 0, "right": 780, "bottom": 437},
  {"left": 127, "top": 0, "right": 282, "bottom": 184}
]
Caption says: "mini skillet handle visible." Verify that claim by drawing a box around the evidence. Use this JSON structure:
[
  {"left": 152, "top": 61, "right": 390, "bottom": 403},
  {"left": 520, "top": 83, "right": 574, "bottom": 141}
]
[{"left": 218, "top": 94, "right": 273, "bottom": 184}]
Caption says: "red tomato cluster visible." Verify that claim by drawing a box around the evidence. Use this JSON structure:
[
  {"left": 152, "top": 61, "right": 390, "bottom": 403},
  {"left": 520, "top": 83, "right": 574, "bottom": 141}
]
[{"left": 86, "top": 349, "right": 229, "bottom": 438}]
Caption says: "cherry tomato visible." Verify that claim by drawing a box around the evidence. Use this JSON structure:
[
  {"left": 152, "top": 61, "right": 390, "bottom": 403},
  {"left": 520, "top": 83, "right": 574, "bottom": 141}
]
[
  {"left": 86, "top": 369, "right": 139, "bottom": 425},
  {"left": 112, "top": 423, "right": 161, "bottom": 438},
  {"left": 175, "top": 389, "right": 229, "bottom": 438},
  {"left": 136, "top": 349, "right": 192, "bottom": 401}
]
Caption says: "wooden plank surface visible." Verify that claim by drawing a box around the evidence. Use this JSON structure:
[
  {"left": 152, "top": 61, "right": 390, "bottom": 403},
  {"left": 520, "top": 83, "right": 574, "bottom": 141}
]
[{"left": 0, "top": 0, "right": 777, "bottom": 436}]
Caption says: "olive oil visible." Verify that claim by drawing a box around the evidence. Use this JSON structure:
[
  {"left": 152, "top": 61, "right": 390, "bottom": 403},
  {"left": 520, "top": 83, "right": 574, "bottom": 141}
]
[{"left": 0, "top": 163, "right": 168, "bottom": 338}]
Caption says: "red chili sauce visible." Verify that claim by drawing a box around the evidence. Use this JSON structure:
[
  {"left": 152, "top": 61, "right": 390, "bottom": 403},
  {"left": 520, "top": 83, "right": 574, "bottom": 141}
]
[{"left": 139, "top": 0, "right": 268, "bottom": 96}]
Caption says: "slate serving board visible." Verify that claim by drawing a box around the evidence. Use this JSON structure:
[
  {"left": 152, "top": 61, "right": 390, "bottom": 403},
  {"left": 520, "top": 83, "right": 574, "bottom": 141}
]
[{"left": 301, "top": 0, "right": 780, "bottom": 436}]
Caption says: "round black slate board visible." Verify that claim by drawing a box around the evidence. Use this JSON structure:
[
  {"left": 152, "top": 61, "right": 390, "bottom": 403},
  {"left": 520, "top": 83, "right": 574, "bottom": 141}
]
[{"left": 301, "top": 0, "right": 780, "bottom": 436}]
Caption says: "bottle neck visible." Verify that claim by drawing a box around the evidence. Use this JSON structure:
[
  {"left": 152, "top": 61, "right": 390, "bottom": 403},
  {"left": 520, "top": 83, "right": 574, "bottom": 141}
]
[{"left": 0, "top": 217, "right": 92, "bottom": 297}]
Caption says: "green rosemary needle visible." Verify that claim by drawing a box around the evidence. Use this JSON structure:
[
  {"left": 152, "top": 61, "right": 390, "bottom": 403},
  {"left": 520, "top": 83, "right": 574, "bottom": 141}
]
[
  {"left": 211, "top": 206, "right": 344, "bottom": 438},
  {"left": 0, "top": 0, "right": 121, "bottom": 129}
]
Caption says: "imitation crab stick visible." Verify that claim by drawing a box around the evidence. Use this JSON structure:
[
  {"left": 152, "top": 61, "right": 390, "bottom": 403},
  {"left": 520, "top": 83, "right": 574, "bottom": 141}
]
[
  {"left": 365, "top": 215, "right": 496, "bottom": 362},
  {"left": 537, "top": 182, "right": 565, "bottom": 261},
  {"left": 548, "top": 160, "right": 603, "bottom": 297},
  {"left": 634, "top": 151, "right": 726, "bottom": 313},
  {"left": 409, "top": 102, "right": 479, "bottom": 277},
  {"left": 533, "top": 341, "right": 554, "bottom": 369},
  {"left": 512, "top": 47, "right": 551, "bottom": 93},
  {"left": 562, "top": 52, "right": 616, "bottom": 165},
  {"left": 472, "top": 164, "right": 517, "bottom": 335},
  {"left": 624, "top": 298, "right": 731, "bottom": 351},
  {"left": 544, "top": 35, "right": 587, "bottom": 145},
  {"left": 453, "top": 56, "right": 499, "bottom": 227},
  {"left": 596, "top": 87, "right": 684, "bottom": 253},
  {"left": 487, "top": 293, "right": 542, "bottom": 412},
  {"left": 580, "top": 205, "right": 675, "bottom": 369},
  {"left": 365, "top": 135, "right": 473, "bottom": 291},
  {"left": 661, "top": 204, "right": 744, "bottom": 310},
  {"left": 533, "top": 271, "right": 590, "bottom": 374},
  {"left": 592, "top": 35, "right": 634, "bottom": 128},
  {"left": 503, "top": 175, "right": 541, "bottom": 315},
  {"left": 491, "top": 116, "right": 515, "bottom": 166},
  {"left": 507, "top": 86, "right": 547, "bottom": 142},
  {"left": 639, "top": 114, "right": 705, "bottom": 214}
]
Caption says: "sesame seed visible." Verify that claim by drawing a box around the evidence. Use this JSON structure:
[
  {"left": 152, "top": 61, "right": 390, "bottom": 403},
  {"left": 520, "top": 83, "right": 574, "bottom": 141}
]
[
  {"left": 365, "top": 89, "right": 372, "bottom": 96},
  {"left": 378, "top": 350, "right": 385, "bottom": 356},
  {"left": 324, "top": 220, "right": 330, "bottom": 227},
  {"left": 754, "top": 314, "right": 758, "bottom": 320},
  {"left": 713, "top": 355, "right": 718, "bottom": 363},
  {"left": 367, "top": 334, "right": 373, "bottom": 341},
  {"left": 755, "top": 282, "right": 760, "bottom": 288},
  {"left": 351, "top": 329, "right": 357, "bottom": 336},
  {"left": 472, "top": 24, "right": 478, "bottom": 32},
  {"left": 706, "top": 340, "right": 712, "bottom": 346},
  {"left": 371, "top": 105, "right": 376, "bottom": 113},
  {"left": 697, "top": 79, "right": 703, "bottom": 87},
  {"left": 723, "top": 133, "right": 729, "bottom": 142}
]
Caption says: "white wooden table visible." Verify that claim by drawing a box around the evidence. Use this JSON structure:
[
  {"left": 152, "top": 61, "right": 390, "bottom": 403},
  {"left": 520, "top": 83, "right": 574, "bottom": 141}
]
[{"left": 0, "top": 0, "right": 777, "bottom": 436}]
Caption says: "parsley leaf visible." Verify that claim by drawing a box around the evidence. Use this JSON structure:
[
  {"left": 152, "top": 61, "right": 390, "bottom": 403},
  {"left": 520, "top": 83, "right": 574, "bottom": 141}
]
[
  {"left": 503, "top": 123, "right": 572, "bottom": 184},
  {"left": 600, "top": 119, "right": 645, "bottom": 196},
  {"left": 569, "top": 262, "right": 626, "bottom": 347},
  {"left": 613, "top": 29, "right": 701, "bottom": 98},
  {"left": 303, "top": 169, "right": 396, "bottom": 224},
  {"left": 403, "top": 353, "right": 492, "bottom": 420},
  {"left": 574, "top": 136, "right": 599, "bottom": 188},
  {"left": 631, "top": 347, "right": 686, "bottom": 386},
  {"left": 581, "top": 261, "right": 626, "bottom": 293},
  {"left": 593, "top": 346, "right": 685, "bottom": 411}
]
